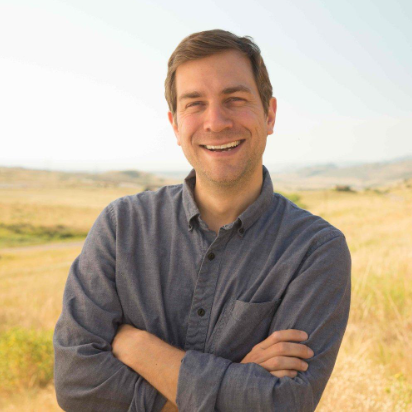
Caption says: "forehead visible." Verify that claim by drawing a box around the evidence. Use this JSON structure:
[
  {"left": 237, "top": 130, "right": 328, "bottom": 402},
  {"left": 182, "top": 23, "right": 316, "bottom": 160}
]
[{"left": 175, "top": 50, "right": 258, "bottom": 97}]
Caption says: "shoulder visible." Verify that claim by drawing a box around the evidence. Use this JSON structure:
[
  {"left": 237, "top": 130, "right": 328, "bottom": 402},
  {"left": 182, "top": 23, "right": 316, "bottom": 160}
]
[
  {"left": 272, "top": 192, "right": 347, "bottom": 253},
  {"left": 271, "top": 194, "right": 351, "bottom": 287},
  {"left": 101, "top": 184, "right": 184, "bottom": 227},
  {"left": 108, "top": 183, "right": 183, "bottom": 211}
]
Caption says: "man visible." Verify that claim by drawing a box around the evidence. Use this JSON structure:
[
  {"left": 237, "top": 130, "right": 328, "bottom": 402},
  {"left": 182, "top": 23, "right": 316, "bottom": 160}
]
[{"left": 54, "top": 29, "right": 351, "bottom": 411}]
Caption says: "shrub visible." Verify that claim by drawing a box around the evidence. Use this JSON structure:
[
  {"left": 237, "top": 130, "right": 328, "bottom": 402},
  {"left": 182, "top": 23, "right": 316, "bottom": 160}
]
[
  {"left": 335, "top": 185, "right": 355, "bottom": 192},
  {"left": 0, "top": 223, "right": 88, "bottom": 248},
  {"left": 0, "top": 328, "right": 54, "bottom": 393},
  {"left": 278, "top": 192, "right": 306, "bottom": 209}
]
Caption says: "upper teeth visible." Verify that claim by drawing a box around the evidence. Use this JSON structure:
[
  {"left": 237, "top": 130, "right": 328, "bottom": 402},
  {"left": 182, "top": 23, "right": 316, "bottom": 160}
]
[{"left": 205, "top": 140, "right": 241, "bottom": 150}]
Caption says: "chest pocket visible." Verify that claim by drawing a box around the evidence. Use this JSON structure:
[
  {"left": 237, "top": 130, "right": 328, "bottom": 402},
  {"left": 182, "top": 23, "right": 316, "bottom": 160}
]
[{"left": 207, "top": 298, "right": 282, "bottom": 362}]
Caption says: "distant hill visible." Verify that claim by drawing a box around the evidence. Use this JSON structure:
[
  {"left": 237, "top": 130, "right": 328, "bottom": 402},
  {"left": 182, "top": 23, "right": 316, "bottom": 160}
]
[
  {"left": 270, "top": 157, "right": 412, "bottom": 190},
  {"left": 0, "top": 167, "right": 180, "bottom": 190},
  {"left": 2, "top": 155, "right": 412, "bottom": 191}
]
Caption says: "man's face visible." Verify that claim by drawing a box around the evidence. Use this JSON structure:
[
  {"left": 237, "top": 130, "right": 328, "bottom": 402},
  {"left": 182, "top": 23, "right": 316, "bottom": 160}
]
[{"left": 168, "top": 50, "right": 277, "bottom": 187}]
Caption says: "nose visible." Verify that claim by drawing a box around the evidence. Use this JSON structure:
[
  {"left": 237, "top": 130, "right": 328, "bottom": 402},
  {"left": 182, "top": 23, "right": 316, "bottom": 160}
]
[{"left": 203, "top": 103, "right": 233, "bottom": 133}]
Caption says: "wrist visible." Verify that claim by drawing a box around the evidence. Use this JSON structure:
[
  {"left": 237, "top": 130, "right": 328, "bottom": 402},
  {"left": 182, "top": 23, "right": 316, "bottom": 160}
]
[{"left": 126, "top": 329, "right": 153, "bottom": 370}]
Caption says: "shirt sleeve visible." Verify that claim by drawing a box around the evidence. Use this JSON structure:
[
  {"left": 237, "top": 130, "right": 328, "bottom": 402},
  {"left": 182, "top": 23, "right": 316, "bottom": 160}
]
[
  {"left": 53, "top": 204, "right": 168, "bottom": 412},
  {"left": 176, "top": 232, "right": 351, "bottom": 412}
]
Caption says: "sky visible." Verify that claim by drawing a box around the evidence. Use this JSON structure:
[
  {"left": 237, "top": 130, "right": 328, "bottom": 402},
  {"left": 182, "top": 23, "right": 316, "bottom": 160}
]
[{"left": 0, "top": 0, "right": 411, "bottom": 172}]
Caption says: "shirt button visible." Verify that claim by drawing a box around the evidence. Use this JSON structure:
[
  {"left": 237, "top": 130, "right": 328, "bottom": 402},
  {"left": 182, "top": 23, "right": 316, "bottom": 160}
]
[
  {"left": 197, "top": 308, "right": 205, "bottom": 317},
  {"left": 208, "top": 252, "right": 215, "bottom": 260},
  {"left": 239, "top": 228, "right": 245, "bottom": 234}
]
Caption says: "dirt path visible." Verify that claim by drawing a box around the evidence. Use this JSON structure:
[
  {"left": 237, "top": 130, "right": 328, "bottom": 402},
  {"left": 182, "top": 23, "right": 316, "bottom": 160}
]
[{"left": 0, "top": 240, "right": 85, "bottom": 254}]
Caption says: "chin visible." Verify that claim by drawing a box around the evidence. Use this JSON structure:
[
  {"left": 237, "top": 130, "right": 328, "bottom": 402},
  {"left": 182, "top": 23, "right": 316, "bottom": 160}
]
[{"left": 204, "top": 170, "right": 246, "bottom": 187}]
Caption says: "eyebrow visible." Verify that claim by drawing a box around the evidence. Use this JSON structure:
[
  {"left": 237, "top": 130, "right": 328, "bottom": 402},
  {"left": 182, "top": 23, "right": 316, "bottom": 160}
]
[
  {"left": 221, "top": 85, "right": 252, "bottom": 95},
  {"left": 179, "top": 91, "right": 203, "bottom": 101},
  {"left": 178, "top": 85, "right": 252, "bottom": 102}
]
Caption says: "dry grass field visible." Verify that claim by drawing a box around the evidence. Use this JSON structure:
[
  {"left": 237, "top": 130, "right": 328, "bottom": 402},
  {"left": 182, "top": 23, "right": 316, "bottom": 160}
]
[{"left": 0, "top": 182, "right": 411, "bottom": 411}]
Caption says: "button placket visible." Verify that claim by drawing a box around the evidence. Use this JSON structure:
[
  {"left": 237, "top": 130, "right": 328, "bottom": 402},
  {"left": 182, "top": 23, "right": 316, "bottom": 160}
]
[{"left": 183, "top": 234, "right": 228, "bottom": 352}]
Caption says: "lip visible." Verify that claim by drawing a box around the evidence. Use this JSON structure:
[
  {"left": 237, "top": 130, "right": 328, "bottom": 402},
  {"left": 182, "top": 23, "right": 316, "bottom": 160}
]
[
  {"left": 201, "top": 139, "right": 243, "bottom": 147},
  {"left": 200, "top": 139, "right": 245, "bottom": 157}
]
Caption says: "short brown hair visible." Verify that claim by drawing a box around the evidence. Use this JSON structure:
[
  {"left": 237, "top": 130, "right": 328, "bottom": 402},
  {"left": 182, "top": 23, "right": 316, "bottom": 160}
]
[{"left": 165, "top": 29, "right": 273, "bottom": 121}]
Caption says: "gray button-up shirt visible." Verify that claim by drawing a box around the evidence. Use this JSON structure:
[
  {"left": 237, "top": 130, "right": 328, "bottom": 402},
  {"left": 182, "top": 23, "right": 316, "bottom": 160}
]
[{"left": 54, "top": 165, "right": 351, "bottom": 412}]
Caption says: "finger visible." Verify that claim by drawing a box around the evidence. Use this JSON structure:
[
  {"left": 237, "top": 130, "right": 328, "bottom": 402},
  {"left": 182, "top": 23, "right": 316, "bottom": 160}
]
[
  {"left": 270, "top": 370, "right": 298, "bottom": 378},
  {"left": 253, "top": 342, "right": 314, "bottom": 364},
  {"left": 260, "top": 356, "right": 308, "bottom": 373},
  {"left": 259, "top": 329, "right": 308, "bottom": 350}
]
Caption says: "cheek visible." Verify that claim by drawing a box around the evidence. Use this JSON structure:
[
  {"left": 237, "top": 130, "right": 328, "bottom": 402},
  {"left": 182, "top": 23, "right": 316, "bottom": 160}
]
[
  {"left": 178, "top": 116, "right": 200, "bottom": 140},
  {"left": 234, "top": 108, "right": 262, "bottom": 126}
]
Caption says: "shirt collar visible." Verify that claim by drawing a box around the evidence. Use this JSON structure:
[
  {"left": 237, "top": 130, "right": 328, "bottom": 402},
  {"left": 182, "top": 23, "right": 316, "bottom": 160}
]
[
  {"left": 182, "top": 168, "right": 200, "bottom": 227},
  {"left": 182, "top": 165, "right": 274, "bottom": 233}
]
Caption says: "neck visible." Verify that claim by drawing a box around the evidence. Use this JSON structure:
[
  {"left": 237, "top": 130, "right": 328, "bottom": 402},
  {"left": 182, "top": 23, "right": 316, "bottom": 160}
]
[{"left": 193, "top": 166, "right": 264, "bottom": 235}]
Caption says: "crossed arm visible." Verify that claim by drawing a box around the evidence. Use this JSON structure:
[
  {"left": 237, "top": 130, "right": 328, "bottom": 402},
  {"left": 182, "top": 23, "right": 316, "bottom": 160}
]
[
  {"left": 54, "top": 206, "right": 351, "bottom": 411},
  {"left": 112, "top": 326, "right": 313, "bottom": 410}
]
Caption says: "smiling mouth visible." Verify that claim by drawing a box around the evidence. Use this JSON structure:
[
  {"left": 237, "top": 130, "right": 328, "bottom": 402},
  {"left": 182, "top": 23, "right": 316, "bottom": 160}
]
[{"left": 201, "top": 140, "right": 244, "bottom": 152}]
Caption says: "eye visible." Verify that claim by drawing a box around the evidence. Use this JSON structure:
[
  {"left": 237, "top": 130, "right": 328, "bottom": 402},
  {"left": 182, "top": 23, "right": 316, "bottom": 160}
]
[
  {"left": 186, "top": 101, "right": 203, "bottom": 108},
  {"left": 227, "top": 97, "right": 245, "bottom": 103}
]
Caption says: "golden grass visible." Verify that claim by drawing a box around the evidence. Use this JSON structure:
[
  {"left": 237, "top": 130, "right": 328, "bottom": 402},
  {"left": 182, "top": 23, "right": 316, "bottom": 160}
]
[
  {"left": 0, "top": 246, "right": 81, "bottom": 332},
  {"left": 0, "top": 384, "right": 59, "bottom": 412},
  {"left": 0, "top": 185, "right": 411, "bottom": 410},
  {"left": 0, "top": 187, "right": 143, "bottom": 248},
  {"left": 306, "top": 188, "right": 412, "bottom": 411},
  {"left": 0, "top": 187, "right": 147, "bottom": 228},
  {"left": 0, "top": 245, "right": 83, "bottom": 411}
]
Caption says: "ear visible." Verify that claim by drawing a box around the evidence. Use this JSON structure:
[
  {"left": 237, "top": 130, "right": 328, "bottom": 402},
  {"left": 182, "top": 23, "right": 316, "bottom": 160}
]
[
  {"left": 266, "top": 97, "right": 277, "bottom": 136},
  {"left": 168, "top": 111, "right": 181, "bottom": 146}
]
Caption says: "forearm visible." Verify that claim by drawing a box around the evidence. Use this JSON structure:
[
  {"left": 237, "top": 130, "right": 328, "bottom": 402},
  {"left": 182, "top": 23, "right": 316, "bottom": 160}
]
[
  {"left": 54, "top": 324, "right": 168, "bottom": 411},
  {"left": 114, "top": 329, "right": 185, "bottom": 407},
  {"left": 161, "top": 400, "right": 179, "bottom": 412},
  {"left": 178, "top": 350, "right": 318, "bottom": 412}
]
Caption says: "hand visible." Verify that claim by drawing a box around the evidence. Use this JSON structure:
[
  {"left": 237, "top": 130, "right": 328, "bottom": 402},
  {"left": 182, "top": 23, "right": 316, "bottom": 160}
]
[
  {"left": 241, "top": 329, "right": 314, "bottom": 378},
  {"left": 161, "top": 400, "right": 179, "bottom": 412}
]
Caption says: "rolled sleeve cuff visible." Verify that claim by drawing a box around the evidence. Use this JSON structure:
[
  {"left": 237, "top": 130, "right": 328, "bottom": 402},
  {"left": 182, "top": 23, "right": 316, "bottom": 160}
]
[
  {"left": 176, "top": 350, "right": 232, "bottom": 412},
  {"left": 126, "top": 375, "right": 167, "bottom": 412},
  {"left": 149, "top": 389, "right": 168, "bottom": 412}
]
